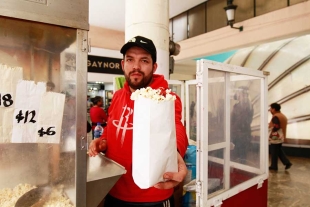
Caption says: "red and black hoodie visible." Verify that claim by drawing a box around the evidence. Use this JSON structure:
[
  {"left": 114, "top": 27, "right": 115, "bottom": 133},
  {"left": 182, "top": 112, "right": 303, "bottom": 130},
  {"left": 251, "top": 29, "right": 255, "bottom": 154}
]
[{"left": 100, "top": 74, "right": 188, "bottom": 202}]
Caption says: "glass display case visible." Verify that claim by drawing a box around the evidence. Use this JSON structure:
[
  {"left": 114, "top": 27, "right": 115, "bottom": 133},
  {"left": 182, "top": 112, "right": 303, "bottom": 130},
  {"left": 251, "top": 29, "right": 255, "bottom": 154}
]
[
  {"left": 0, "top": 14, "right": 88, "bottom": 206},
  {"left": 186, "top": 60, "right": 269, "bottom": 207},
  {"left": 0, "top": 2, "right": 125, "bottom": 207}
]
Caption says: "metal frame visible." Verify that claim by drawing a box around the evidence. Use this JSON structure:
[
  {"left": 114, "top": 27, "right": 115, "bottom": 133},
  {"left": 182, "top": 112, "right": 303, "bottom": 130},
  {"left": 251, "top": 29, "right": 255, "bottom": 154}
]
[
  {"left": 196, "top": 60, "right": 269, "bottom": 207},
  {"left": 75, "top": 29, "right": 88, "bottom": 206},
  {"left": 168, "top": 80, "right": 185, "bottom": 124},
  {"left": 0, "top": 0, "right": 89, "bottom": 30}
]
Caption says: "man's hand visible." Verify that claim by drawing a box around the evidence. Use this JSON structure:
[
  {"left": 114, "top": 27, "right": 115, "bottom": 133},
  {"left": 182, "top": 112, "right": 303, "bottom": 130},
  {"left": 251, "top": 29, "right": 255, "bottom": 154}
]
[
  {"left": 88, "top": 139, "right": 107, "bottom": 157},
  {"left": 153, "top": 152, "right": 188, "bottom": 189}
]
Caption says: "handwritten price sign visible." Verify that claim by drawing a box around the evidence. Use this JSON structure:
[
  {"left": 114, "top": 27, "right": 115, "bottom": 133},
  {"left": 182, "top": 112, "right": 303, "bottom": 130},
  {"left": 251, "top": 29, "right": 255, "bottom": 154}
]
[
  {"left": 0, "top": 93, "right": 14, "bottom": 107},
  {"left": 9, "top": 80, "right": 65, "bottom": 143},
  {"left": 15, "top": 110, "right": 36, "bottom": 123},
  {"left": 13, "top": 109, "right": 37, "bottom": 124},
  {"left": 37, "top": 126, "right": 56, "bottom": 137}
]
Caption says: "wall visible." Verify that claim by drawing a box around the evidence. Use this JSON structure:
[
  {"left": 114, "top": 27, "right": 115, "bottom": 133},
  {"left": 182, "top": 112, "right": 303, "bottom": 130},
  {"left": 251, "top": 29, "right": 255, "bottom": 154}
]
[
  {"left": 89, "top": 26, "right": 124, "bottom": 50},
  {"left": 175, "top": 1, "right": 310, "bottom": 62}
]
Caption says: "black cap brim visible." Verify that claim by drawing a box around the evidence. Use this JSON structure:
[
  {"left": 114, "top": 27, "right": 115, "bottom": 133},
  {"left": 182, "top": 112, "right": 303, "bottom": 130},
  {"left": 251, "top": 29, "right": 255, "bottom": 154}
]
[
  {"left": 120, "top": 42, "right": 152, "bottom": 57},
  {"left": 120, "top": 42, "right": 156, "bottom": 63}
]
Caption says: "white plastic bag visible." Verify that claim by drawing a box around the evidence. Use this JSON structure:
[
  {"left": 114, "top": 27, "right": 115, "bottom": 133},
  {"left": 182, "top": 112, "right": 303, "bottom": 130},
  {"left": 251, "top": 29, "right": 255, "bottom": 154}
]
[{"left": 132, "top": 96, "right": 178, "bottom": 189}]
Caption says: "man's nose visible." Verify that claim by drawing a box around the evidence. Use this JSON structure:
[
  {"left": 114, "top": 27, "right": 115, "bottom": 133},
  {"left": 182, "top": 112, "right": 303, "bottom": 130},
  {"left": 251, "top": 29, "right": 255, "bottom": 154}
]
[{"left": 132, "top": 60, "right": 140, "bottom": 70}]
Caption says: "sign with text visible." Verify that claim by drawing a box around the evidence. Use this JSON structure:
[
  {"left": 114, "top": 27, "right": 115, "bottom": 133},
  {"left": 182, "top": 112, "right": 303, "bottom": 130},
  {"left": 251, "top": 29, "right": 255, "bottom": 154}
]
[
  {"left": 0, "top": 92, "right": 14, "bottom": 108},
  {"left": 88, "top": 55, "right": 123, "bottom": 75}
]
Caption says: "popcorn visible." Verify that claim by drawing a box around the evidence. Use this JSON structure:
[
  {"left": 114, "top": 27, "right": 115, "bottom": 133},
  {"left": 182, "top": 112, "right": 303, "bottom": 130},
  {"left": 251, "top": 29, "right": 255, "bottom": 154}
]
[
  {"left": 0, "top": 183, "right": 73, "bottom": 207},
  {"left": 130, "top": 87, "right": 176, "bottom": 102},
  {"left": 0, "top": 183, "right": 35, "bottom": 207}
]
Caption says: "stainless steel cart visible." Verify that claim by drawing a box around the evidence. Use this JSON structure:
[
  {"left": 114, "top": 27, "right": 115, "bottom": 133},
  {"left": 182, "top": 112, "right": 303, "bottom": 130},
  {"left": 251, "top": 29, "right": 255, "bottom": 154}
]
[{"left": 0, "top": 1, "right": 125, "bottom": 206}]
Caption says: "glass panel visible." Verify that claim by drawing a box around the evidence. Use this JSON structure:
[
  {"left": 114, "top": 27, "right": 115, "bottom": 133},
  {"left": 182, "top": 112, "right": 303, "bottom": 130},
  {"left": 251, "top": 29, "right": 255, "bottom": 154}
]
[
  {"left": 169, "top": 84, "right": 181, "bottom": 96},
  {"left": 208, "top": 148, "right": 224, "bottom": 196},
  {"left": 0, "top": 16, "right": 76, "bottom": 205},
  {"left": 230, "top": 165, "right": 258, "bottom": 188},
  {"left": 230, "top": 73, "right": 261, "bottom": 167},
  {"left": 252, "top": 92, "right": 261, "bottom": 140},
  {"left": 206, "top": 0, "right": 227, "bottom": 32},
  {"left": 172, "top": 12, "right": 188, "bottom": 42},
  {"left": 256, "top": 0, "right": 287, "bottom": 16},
  {"left": 189, "top": 85, "right": 197, "bottom": 141},
  {"left": 188, "top": 3, "right": 206, "bottom": 38},
  {"left": 229, "top": 73, "right": 262, "bottom": 188},
  {"left": 208, "top": 70, "right": 226, "bottom": 145},
  {"left": 200, "top": 62, "right": 268, "bottom": 206}
]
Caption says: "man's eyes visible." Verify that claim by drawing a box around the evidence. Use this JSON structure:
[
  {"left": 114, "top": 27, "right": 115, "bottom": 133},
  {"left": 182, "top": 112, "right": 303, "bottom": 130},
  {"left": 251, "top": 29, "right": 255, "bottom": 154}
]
[{"left": 126, "top": 59, "right": 149, "bottom": 63}]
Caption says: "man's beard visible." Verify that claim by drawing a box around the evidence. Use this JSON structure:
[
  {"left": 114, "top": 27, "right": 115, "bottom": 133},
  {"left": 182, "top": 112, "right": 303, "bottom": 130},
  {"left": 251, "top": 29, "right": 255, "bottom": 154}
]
[{"left": 125, "top": 70, "right": 153, "bottom": 90}]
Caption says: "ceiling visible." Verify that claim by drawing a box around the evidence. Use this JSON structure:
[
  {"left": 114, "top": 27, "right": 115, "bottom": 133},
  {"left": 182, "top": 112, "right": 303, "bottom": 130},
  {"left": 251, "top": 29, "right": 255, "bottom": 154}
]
[
  {"left": 89, "top": 0, "right": 206, "bottom": 32},
  {"left": 89, "top": 0, "right": 207, "bottom": 77}
]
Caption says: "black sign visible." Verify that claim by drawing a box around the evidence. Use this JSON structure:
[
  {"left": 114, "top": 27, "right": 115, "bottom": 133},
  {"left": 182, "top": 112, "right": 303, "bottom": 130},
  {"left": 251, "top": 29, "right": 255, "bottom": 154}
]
[{"left": 88, "top": 55, "right": 123, "bottom": 75}]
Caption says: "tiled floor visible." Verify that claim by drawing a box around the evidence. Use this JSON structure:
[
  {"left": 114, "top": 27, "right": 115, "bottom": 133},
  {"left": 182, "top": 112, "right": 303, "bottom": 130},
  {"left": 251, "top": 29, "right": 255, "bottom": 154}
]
[{"left": 268, "top": 156, "right": 310, "bottom": 207}]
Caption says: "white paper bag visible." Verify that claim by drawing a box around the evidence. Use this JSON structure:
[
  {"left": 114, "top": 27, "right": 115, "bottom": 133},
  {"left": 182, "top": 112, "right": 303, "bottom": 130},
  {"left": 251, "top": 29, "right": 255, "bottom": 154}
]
[
  {"left": 0, "top": 64, "right": 23, "bottom": 142},
  {"left": 132, "top": 97, "right": 178, "bottom": 189},
  {"left": 35, "top": 92, "right": 65, "bottom": 143},
  {"left": 11, "top": 80, "right": 46, "bottom": 143}
]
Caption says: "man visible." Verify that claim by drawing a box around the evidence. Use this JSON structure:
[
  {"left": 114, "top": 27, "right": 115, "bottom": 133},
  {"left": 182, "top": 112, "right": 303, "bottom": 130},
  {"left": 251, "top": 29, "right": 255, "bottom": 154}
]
[
  {"left": 230, "top": 86, "right": 253, "bottom": 163},
  {"left": 88, "top": 36, "right": 189, "bottom": 206},
  {"left": 268, "top": 102, "right": 292, "bottom": 171}
]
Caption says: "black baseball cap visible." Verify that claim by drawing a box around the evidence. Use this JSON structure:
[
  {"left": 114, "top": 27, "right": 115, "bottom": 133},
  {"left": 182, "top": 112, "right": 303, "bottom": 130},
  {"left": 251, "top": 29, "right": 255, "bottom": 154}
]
[{"left": 120, "top": 36, "right": 157, "bottom": 63}]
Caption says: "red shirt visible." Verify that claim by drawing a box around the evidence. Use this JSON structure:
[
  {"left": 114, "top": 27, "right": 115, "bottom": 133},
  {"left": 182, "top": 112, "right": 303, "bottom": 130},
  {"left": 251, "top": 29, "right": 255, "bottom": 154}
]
[
  {"left": 100, "top": 74, "right": 188, "bottom": 202},
  {"left": 89, "top": 106, "right": 108, "bottom": 130}
]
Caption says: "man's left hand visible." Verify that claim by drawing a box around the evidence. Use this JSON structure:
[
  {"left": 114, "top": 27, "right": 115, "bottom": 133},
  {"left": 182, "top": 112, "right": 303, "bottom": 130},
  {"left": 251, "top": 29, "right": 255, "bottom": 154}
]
[{"left": 154, "top": 152, "right": 188, "bottom": 189}]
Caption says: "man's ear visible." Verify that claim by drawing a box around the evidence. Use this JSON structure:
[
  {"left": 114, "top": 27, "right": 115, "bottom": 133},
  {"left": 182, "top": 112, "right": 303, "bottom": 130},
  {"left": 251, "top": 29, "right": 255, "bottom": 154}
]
[
  {"left": 153, "top": 62, "right": 158, "bottom": 73},
  {"left": 121, "top": 59, "right": 125, "bottom": 72}
]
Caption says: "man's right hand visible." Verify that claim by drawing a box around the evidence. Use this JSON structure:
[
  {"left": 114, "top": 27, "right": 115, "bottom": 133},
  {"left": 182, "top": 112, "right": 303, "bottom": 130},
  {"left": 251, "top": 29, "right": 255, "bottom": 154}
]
[{"left": 88, "top": 139, "right": 107, "bottom": 157}]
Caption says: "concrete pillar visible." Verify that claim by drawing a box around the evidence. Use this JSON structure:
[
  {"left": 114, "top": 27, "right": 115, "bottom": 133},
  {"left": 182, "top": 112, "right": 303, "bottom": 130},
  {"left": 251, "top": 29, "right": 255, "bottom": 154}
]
[{"left": 125, "top": 0, "right": 170, "bottom": 79}]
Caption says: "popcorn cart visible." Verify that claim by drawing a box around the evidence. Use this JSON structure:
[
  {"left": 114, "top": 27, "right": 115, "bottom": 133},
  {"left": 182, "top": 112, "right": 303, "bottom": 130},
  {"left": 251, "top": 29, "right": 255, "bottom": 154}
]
[
  {"left": 185, "top": 60, "right": 269, "bottom": 207},
  {"left": 0, "top": 1, "right": 125, "bottom": 207}
]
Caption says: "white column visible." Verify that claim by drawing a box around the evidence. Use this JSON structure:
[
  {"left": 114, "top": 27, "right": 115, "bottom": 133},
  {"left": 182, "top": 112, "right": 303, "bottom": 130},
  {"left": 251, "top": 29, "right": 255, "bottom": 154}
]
[{"left": 125, "top": 0, "right": 170, "bottom": 79}]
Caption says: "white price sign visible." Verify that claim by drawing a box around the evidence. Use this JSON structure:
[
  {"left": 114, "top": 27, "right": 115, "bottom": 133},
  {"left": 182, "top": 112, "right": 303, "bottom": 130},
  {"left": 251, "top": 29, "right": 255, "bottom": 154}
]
[{"left": 0, "top": 92, "right": 14, "bottom": 108}]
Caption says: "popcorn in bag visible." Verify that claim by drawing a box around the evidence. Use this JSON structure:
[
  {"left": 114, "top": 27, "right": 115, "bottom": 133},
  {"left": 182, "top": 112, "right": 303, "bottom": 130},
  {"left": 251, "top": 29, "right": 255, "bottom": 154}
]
[{"left": 131, "top": 87, "right": 178, "bottom": 189}]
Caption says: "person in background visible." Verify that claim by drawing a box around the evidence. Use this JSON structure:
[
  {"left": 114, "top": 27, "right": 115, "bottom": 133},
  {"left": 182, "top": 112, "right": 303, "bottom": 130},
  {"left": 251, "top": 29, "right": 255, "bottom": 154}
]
[
  {"left": 87, "top": 121, "right": 92, "bottom": 133},
  {"left": 230, "top": 86, "right": 253, "bottom": 163},
  {"left": 88, "top": 36, "right": 188, "bottom": 207},
  {"left": 87, "top": 95, "right": 93, "bottom": 112},
  {"left": 189, "top": 101, "right": 196, "bottom": 141},
  {"left": 268, "top": 102, "right": 292, "bottom": 171},
  {"left": 89, "top": 96, "right": 108, "bottom": 139}
]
